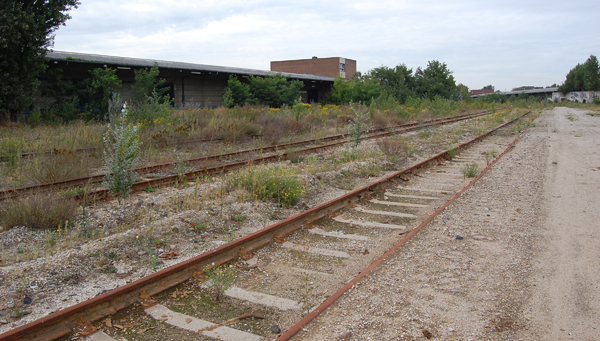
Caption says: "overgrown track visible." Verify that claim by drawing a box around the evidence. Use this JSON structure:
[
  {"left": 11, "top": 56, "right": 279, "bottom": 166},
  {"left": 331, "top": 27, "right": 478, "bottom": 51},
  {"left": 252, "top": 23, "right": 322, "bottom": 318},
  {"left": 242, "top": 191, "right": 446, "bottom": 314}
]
[
  {"left": 0, "top": 111, "right": 531, "bottom": 341},
  {"left": 0, "top": 135, "right": 222, "bottom": 163},
  {"left": 0, "top": 111, "right": 490, "bottom": 201}
]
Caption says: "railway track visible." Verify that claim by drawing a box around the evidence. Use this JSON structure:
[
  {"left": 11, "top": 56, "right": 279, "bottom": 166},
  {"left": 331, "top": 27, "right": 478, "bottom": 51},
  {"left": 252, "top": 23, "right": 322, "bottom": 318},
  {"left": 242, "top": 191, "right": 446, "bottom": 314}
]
[
  {"left": 0, "top": 135, "right": 224, "bottom": 164},
  {"left": 0, "top": 111, "right": 533, "bottom": 341},
  {"left": 0, "top": 111, "right": 490, "bottom": 201}
]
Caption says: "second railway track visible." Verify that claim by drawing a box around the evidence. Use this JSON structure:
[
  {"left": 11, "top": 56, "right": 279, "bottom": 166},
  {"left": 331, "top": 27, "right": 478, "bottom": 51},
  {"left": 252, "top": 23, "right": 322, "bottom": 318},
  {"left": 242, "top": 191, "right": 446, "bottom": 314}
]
[
  {"left": 0, "top": 110, "right": 535, "bottom": 341},
  {"left": 0, "top": 111, "right": 490, "bottom": 201}
]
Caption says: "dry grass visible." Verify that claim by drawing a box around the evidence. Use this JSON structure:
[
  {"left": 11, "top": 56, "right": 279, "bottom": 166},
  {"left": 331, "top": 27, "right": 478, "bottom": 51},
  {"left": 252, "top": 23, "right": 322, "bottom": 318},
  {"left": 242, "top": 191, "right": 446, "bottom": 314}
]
[
  {"left": 24, "top": 154, "right": 95, "bottom": 184},
  {"left": 0, "top": 193, "right": 79, "bottom": 230},
  {"left": 376, "top": 137, "right": 416, "bottom": 162}
]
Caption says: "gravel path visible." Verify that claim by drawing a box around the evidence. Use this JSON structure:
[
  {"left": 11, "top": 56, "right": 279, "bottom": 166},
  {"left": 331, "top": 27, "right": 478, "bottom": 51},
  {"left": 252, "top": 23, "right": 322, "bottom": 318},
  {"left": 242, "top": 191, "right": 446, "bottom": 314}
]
[
  {"left": 294, "top": 107, "right": 599, "bottom": 340},
  {"left": 521, "top": 107, "right": 600, "bottom": 341}
]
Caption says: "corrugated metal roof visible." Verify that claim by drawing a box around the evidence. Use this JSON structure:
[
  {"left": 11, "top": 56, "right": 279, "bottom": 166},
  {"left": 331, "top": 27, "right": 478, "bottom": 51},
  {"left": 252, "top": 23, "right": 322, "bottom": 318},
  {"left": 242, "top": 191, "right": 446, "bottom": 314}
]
[
  {"left": 471, "top": 87, "right": 559, "bottom": 98},
  {"left": 47, "top": 51, "right": 335, "bottom": 82},
  {"left": 503, "top": 87, "right": 558, "bottom": 95}
]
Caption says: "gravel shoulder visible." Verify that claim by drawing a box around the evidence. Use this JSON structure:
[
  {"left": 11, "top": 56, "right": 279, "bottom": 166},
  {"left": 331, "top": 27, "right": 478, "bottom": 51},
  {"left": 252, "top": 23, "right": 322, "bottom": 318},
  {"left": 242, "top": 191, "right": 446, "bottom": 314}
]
[{"left": 295, "top": 107, "right": 599, "bottom": 340}]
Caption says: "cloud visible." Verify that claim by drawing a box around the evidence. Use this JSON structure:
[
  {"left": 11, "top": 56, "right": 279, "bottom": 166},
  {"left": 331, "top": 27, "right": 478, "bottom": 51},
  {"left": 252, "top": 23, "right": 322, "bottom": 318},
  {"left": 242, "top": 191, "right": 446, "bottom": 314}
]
[{"left": 53, "top": 0, "right": 600, "bottom": 90}]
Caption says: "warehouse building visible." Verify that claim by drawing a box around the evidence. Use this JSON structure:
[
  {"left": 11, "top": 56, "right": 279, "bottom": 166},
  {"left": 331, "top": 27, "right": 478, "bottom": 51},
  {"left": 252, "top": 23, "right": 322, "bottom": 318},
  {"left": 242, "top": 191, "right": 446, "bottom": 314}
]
[{"left": 39, "top": 51, "right": 337, "bottom": 109}]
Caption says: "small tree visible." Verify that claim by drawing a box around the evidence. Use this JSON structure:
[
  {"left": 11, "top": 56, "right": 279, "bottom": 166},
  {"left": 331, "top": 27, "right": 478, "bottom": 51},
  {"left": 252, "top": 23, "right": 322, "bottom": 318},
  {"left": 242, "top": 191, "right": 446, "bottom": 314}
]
[
  {"left": 130, "top": 63, "right": 168, "bottom": 109},
  {"left": 102, "top": 94, "right": 141, "bottom": 203},
  {"left": 79, "top": 68, "right": 122, "bottom": 121},
  {"left": 347, "top": 103, "right": 371, "bottom": 147}
]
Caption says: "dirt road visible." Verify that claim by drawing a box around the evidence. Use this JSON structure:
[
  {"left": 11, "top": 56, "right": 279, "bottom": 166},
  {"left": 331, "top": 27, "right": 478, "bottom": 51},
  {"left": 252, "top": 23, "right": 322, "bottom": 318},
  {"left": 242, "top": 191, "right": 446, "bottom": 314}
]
[{"left": 523, "top": 107, "right": 600, "bottom": 340}]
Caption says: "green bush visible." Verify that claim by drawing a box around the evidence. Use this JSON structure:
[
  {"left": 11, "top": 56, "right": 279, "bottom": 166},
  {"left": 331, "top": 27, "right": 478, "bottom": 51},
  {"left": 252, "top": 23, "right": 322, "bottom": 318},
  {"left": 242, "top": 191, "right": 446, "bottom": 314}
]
[
  {"left": 228, "top": 165, "right": 305, "bottom": 207},
  {"left": 222, "top": 74, "right": 304, "bottom": 108},
  {"left": 130, "top": 63, "right": 169, "bottom": 109},
  {"left": 79, "top": 68, "right": 122, "bottom": 120},
  {"left": 329, "top": 75, "right": 382, "bottom": 105},
  {"left": 127, "top": 91, "right": 172, "bottom": 124}
]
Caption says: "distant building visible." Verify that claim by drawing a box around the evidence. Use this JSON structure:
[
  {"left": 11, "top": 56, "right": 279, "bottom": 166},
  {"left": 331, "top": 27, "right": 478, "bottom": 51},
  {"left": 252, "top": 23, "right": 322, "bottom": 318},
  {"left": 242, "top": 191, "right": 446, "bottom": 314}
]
[
  {"left": 552, "top": 90, "right": 600, "bottom": 103},
  {"left": 36, "top": 51, "right": 335, "bottom": 110},
  {"left": 271, "top": 57, "right": 357, "bottom": 80},
  {"left": 470, "top": 89, "right": 494, "bottom": 96}
]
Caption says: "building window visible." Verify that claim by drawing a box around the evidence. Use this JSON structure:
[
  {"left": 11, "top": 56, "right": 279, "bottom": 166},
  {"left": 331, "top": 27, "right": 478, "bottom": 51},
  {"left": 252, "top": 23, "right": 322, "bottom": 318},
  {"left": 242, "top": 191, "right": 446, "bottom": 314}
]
[{"left": 340, "top": 63, "right": 345, "bottom": 72}]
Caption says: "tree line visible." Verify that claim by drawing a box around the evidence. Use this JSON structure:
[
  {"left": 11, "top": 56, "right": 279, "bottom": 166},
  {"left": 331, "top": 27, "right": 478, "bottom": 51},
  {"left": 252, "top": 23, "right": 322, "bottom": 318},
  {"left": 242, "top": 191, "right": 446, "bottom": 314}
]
[{"left": 558, "top": 55, "right": 600, "bottom": 93}]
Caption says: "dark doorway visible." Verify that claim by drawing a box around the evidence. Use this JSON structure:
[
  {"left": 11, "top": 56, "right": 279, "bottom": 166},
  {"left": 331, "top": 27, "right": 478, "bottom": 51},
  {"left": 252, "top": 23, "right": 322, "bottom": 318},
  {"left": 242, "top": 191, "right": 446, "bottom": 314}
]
[
  {"left": 164, "top": 82, "right": 175, "bottom": 106},
  {"left": 307, "top": 88, "right": 319, "bottom": 103}
]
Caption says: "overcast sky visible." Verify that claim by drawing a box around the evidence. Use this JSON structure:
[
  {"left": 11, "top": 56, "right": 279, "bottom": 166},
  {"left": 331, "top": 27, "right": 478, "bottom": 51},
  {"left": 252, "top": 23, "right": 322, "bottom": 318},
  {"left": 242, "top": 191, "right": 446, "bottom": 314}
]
[{"left": 53, "top": 0, "right": 599, "bottom": 91}]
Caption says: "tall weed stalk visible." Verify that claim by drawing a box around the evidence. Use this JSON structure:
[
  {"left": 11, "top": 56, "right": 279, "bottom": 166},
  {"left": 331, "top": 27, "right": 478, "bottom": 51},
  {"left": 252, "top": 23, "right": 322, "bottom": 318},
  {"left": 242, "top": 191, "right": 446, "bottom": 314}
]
[{"left": 102, "top": 95, "right": 141, "bottom": 203}]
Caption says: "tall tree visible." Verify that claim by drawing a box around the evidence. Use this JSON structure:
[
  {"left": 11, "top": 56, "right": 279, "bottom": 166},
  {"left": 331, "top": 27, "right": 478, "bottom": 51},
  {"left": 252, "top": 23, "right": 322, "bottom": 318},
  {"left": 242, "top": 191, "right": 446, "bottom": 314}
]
[
  {"left": 482, "top": 85, "right": 494, "bottom": 91},
  {"left": 0, "top": 0, "right": 79, "bottom": 122},
  {"left": 414, "top": 60, "right": 456, "bottom": 99},
  {"left": 456, "top": 83, "right": 470, "bottom": 100},
  {"left": 583, "top": 55, "right": 600, "bottom": 91},
  {"left": 559, "top": 55, "right": 600, "bottom": 93},
  {"left": 370, "top": 64, "right": 415, "bottom": 104}
]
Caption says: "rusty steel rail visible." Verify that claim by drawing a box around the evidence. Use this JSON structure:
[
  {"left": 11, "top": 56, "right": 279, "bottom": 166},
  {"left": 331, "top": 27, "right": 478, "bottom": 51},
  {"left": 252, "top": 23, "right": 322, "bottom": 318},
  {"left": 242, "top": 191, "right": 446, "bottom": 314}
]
[
  {"left": 0, "top": 111, "right": 530, "bottom": 341},
  {"left": 0, "top": 111, "right": 489, "bottom": 201},
  {"left": 276, "top": 114, "right": 534, "bottom": 340}
]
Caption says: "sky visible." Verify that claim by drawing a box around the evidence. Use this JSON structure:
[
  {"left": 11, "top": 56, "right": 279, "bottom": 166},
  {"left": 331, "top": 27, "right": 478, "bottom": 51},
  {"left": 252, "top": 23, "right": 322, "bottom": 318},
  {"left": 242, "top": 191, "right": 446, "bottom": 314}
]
[{"left": 52, "top": 0, "right": 599, "bottom": 92}]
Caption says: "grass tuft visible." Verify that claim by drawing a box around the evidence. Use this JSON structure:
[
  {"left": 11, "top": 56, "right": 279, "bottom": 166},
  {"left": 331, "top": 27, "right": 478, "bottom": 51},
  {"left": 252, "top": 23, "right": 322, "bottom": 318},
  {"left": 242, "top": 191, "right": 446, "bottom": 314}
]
[
  {"left": 0, "top": 193, "right": 79, "bottom": 230},
  {"left": 460, "top": 162, "right": 480, "bottom": 178},
  {"left": 228, "top": 165, "right": 305, "bottom": 207}
]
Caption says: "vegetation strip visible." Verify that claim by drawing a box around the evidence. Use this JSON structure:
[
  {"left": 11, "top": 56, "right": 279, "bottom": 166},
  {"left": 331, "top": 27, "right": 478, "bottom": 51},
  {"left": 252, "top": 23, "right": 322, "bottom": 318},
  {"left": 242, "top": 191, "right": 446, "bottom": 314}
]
[
  {"left": 0, "top": 112, "right": 528, "bottom": 341},
  {"left": 0, "top": 110, "right": 487, "bottom": 201},
  {"left": 276, "top": 113, "right": 533, "bottom": 341},
  {"left": 0, "top": 111, "right": 487, "bottom": 202}
]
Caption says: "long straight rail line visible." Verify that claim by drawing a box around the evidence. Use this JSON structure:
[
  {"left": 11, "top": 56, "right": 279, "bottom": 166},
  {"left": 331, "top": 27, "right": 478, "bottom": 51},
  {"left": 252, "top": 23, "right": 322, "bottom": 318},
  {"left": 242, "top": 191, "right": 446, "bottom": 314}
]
[
  {"left": 0, "top": 111, "right": 530, "bottom": 341},
  {"left": 0, "top": 111, "right": 489, "bottom": 201}
]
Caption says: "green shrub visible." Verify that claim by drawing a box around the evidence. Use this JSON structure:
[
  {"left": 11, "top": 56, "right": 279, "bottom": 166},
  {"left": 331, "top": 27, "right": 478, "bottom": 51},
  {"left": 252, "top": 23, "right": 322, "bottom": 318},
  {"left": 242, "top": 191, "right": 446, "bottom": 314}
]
[
  {"left": 102, "top": 96, "right": 141, "bottom": 203},
  {"left": 202, "top": 264, "right": 237, "bottom": 301},
  {"left": 128, "top": 91, "right": 172, "bottom": 124},
  {"left": 228, "top": 165, "right": 305, "bottom": 207},
  {"left": 0, "top": 138, "right": 23, "bottom": 166},
  {"left": 0, "top": 193, "right": 78, "bottom": 230},
  {"left": 447, "top": 147, "right": 458, "bottom": 160},
  {"left": 460, "top": 162, "right": 480, "bottom": 178},
  {"left": 130, "top": 63, "right": 169, "bottom": 109},
  {"left": 347, "top": 103, "right": 371, "bottom": 147}
]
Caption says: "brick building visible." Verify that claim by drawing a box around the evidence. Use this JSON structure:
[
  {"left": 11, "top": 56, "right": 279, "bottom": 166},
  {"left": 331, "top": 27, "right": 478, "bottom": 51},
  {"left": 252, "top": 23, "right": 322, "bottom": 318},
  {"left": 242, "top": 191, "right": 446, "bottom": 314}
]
[
  {"left": 271, "top": 57, "right": 357, "bottom": 80},
  {"left": 469, "top": 89, "right": 494, "bottom": 96}
]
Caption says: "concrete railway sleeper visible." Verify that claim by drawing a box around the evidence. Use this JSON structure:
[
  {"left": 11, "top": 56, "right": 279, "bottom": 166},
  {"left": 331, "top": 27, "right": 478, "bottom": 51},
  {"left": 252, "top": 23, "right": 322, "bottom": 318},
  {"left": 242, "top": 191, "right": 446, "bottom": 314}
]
[
  {"left": 0, "top": 111, "right": 490, "bottom": 202},
  {"left": 0, "top": 111, "right": 532, "bottom": 341}
]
